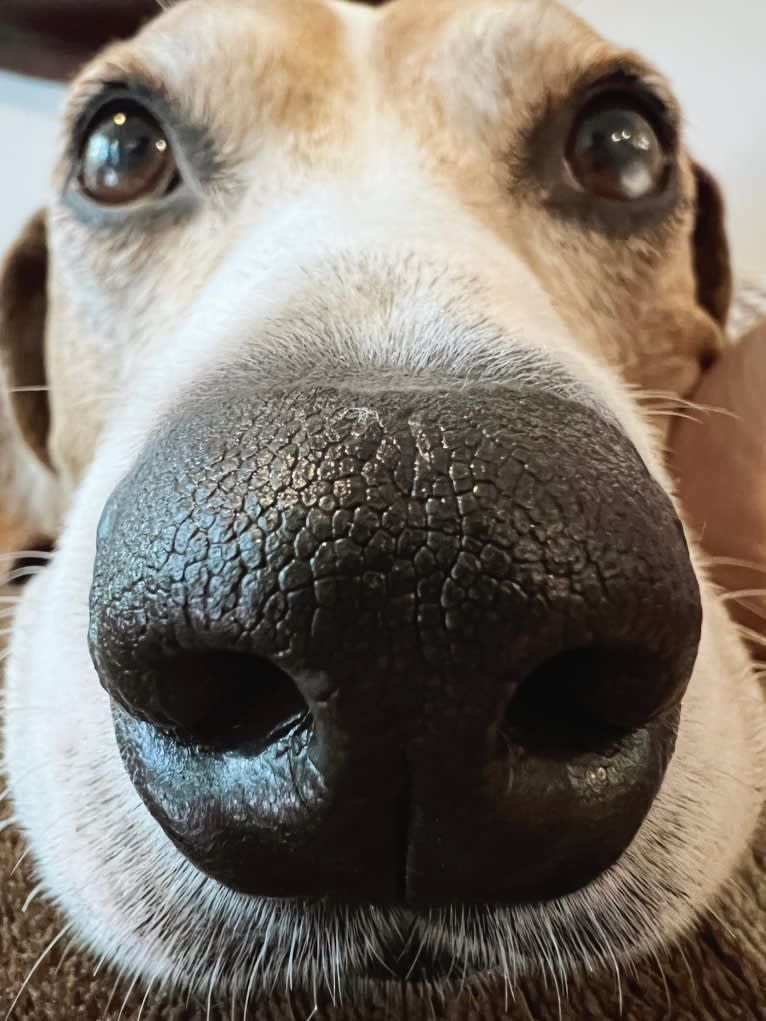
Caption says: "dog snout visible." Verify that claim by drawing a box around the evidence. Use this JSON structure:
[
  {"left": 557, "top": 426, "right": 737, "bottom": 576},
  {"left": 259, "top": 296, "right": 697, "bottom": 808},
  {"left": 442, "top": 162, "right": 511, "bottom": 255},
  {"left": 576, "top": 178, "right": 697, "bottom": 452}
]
[{"left": 89, "top": 378, "right": 701, "bottom": 907}]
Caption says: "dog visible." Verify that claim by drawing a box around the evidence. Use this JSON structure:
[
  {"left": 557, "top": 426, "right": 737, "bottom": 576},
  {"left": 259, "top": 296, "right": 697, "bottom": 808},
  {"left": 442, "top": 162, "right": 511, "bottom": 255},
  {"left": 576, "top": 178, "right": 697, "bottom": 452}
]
[{"left": 1, "top": 0, "right": 764, "bottom": 1008}]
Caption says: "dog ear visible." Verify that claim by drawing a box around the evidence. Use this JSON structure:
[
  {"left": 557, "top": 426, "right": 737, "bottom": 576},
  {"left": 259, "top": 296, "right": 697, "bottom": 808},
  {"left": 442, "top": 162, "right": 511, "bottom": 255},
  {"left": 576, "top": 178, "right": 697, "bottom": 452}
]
[
  {"left": 672, "top": 314, "right": 766, "bottom": 658},
  {"left": 0, "top": 212, "right": 59, "bottom": 567},
  {"left": 1, "top": 212, "right": 50, "bottom": 465},
  {"left": 691, "top": 162, "right": 733, "bottom": 329}
]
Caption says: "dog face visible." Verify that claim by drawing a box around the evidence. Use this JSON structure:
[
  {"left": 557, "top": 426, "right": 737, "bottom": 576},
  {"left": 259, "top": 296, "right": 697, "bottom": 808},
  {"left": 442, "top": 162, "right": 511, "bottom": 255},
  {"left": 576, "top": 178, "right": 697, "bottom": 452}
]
[{"left": 2, "top": 0, "right": 764, "bottom": 1003}]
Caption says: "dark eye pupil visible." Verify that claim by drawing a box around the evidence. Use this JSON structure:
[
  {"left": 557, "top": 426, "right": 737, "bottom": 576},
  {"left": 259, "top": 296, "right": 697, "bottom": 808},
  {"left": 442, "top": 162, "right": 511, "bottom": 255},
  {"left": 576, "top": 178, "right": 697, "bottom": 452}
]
[
  {"left": 569, "top": 106, "right": 668, "bottom": 201},
  {"left": 80, "top": 104, "right": 174, "bottom": 205}
]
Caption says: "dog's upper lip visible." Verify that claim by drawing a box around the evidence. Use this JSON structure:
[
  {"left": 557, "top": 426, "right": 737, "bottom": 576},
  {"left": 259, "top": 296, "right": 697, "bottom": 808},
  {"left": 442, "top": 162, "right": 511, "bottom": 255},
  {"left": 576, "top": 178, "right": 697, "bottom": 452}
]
[{"left": 111, "top": 694, "right": 682, "bottom": 912}]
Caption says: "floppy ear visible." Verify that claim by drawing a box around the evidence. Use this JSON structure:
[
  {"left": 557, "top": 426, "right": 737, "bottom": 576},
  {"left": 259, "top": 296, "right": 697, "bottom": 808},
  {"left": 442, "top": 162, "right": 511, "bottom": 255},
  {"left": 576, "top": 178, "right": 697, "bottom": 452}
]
[
  {"left": 1, "top": 212, "right": 50, "bottom": 465},
  {"left": 0, "top": 212, "right": 60, "bottom": 570},
  {"left": 671, "top": 312, "right": 766, "bottom": 658},
  {"left": 691, "top": 162, "right": 733, "bottom": 330}
]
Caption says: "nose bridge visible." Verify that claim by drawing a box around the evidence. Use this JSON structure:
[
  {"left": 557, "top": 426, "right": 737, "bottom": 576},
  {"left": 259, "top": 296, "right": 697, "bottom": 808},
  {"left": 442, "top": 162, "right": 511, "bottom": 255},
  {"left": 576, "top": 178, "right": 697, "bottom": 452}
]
[
  {"left": 93, "top": 381, "right": 527, "bottom": 738},
  {"left": 179, "top": 159, "right": 564, "bottom": 376}
]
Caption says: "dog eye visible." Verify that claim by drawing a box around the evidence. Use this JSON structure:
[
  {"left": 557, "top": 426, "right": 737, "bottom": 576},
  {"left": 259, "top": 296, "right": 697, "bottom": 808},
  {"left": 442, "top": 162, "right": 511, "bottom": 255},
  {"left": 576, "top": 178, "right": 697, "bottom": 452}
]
[
  {"left": 78, "top": 101, "right": 178, "bottom": 206},
  {"left": 567, "top": 99, "right": 670, "bottom": 201}
]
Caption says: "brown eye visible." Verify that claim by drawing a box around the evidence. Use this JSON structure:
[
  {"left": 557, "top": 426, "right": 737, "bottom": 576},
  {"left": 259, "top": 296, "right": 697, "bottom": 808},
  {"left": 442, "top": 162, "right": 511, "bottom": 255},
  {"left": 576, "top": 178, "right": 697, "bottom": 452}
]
[
  {"left": 567, "top": 101, "right": 670, "bottom": 201},
  {"left": 79, "top": 101, "right": 178, "bottom": 206}
]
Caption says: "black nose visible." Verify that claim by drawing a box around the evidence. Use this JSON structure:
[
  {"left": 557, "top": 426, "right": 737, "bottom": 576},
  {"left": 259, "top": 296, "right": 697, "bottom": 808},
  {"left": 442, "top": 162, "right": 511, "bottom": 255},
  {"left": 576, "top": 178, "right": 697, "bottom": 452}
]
[{"left": 90, "top": 380, "right": 701, "bottom": 907}]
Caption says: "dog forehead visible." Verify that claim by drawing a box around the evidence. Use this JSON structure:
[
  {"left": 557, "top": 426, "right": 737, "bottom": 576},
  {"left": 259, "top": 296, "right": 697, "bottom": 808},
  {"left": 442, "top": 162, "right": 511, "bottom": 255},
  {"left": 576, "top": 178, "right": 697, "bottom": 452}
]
[
  {"left": 378, "top": 0, "right": 606, "bottom": 72},
  {"left": 374, "top": 0, "right": 631, "bottom": 175},
  {"left": 68, "top": 0, "right": 625, "bottom": 158}
]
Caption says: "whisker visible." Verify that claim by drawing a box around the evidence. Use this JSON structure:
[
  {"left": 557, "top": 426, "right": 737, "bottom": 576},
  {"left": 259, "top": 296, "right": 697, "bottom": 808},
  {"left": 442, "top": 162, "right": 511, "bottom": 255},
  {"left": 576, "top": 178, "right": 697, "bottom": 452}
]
[
  {"left": 725, "top": 603, "right": 766, "bottom": 627},
  {"left": 628, "top": 388, "right": 739, "bottom": 420},
  {"left": 706, "top": 556, "right": 766, "bottom": 575},
  {"left": 0, "top": 551, "right": 53, "bottom": 563},
  {"left": 4, "top": 922, "right": 72, "bottom": 1020},
  {"left": 22, "top": 882, "right": 44, "bottom": 913},
  {"left": 6, "top": 566, "right": 46, "bottom": 585},
  {"left": 735, "top": 624, "right": 766, "bottom": 649},
  {"left": 585, "top": 906, "right": 623, "bottom": 1016},
  {"left": 104, "top": 962, "right": 131, "bottom": 1018},
  {"left": 118, "top": 970, "right": 143, "bottom": 1021},
  {"left": 53, "top": 933, "right": 80, "bottom": 976},
  {"left": 93, "top": 947, "right": 111, "bottom": 978},
  {"left": 720, "top": 588, "right": 766, "bottom": 603},
  {"left": 705, "top": 905, "right": 738, "bottom": 943},
  {"left": 242, "top": 940, "right": 263, "bottom": 1020},
  {"left": 673, "top": 940, "right": 698, "bottom": 997},
  {"left": 642, "top": 409, "right": 703, "bottom": 426},
  {"left": 9, "top": 846, "right": 30, "bottom": 878},
  {"left": 206, "top": 955, "right": 222, "bottom": 1021},
  {"left": 136, "top": 975, "right": 159, "bottom": 1021},
  {"left": 647, "top": 945, "right": 672, "bottom": 1014},
  {"left": 719, "top": 590, "right": 766, "bottom": 623}
]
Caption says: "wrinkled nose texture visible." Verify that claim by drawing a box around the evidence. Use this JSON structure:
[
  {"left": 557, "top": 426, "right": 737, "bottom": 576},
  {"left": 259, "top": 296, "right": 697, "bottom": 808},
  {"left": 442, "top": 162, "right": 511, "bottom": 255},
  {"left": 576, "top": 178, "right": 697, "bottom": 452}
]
[{"left": 90, "top": 380, "right": 701, "bottom": 907}]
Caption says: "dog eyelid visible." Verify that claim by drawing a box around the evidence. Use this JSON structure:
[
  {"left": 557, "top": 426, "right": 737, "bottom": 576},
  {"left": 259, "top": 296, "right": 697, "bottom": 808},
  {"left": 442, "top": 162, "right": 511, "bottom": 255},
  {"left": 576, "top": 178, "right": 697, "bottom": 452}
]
[
  {"left": 514, "top": 58, "right": 684, "bottom": 236},
  {"left": 69, "top": 80, "right": 165, "bottom": 151},
  {"left": 575, "top": 68, "right": 680, "bottom": 146},
  {"left": 63, "top": 78, "right": 223, "bottom": 216},
  {"left": 75, "top": 97, "right": 180, "bottom": 207}
]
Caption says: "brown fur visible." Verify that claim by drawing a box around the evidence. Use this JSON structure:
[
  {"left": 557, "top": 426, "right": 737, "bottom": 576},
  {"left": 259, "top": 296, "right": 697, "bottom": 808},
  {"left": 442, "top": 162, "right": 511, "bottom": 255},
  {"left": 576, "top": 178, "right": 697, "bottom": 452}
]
[
  {"left": 0, "top": 1, "right": 761, "bottom": 1016},
  {"left": 0, "top": 0, "right": 729, "bottom": 516},
  {"left": 0, "top": 763, "right": 763, "bottom": 1017},
  {"left": 0, "top": 213, "right": 49, "bottom": 467},
  {"left": 376, "top": 0, "right": 727, "bottom": 399}
]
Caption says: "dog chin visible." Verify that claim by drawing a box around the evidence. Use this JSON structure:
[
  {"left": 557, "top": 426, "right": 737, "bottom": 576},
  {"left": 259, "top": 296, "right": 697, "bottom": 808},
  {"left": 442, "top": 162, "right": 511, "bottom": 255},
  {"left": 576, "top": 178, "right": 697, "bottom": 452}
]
[
  {"left": 4, "top": 304, "right": 765, "bottom": 1000},
  {"left": 5, "top": 528, "right": 764, "bottom": 1003}
]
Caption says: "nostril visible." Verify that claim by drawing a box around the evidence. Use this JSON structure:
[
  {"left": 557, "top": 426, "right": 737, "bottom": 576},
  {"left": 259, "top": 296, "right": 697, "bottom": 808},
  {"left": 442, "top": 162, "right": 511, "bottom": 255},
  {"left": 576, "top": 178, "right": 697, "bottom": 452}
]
[
  {"left": 505, "top": 644, "right": 678, "bottom": 756},
  {"left": 89, "top": 382, "right": 705, "bottom": 906},
  {"left": 117, "top": 651, "right": 309, "bottom": 753}
]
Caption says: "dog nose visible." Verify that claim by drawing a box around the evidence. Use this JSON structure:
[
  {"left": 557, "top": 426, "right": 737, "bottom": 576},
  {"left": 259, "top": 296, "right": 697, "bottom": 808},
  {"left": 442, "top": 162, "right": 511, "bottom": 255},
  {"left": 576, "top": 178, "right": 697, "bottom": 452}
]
[{"left": 90, "top": 381, "right": 701, "bottom": 907}]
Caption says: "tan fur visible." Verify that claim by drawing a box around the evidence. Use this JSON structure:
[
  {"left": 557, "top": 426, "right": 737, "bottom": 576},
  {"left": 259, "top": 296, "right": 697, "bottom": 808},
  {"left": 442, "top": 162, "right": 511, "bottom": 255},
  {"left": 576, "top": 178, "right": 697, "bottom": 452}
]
[
  {"left": 35, "top": 0, "right": 725, "bottom": 497},
  {"left": 376, "top": 0, "right": 722, "bottom": 397},
  {"left": 0, "top": 0, "right": 762, "bottom": 1007}
]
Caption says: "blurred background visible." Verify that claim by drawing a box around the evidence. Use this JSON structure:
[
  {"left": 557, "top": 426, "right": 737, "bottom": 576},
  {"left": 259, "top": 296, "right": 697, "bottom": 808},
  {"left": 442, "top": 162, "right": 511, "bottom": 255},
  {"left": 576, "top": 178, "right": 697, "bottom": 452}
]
[{"left": 0, "top": 0, "right": 764, "bottom": 273}]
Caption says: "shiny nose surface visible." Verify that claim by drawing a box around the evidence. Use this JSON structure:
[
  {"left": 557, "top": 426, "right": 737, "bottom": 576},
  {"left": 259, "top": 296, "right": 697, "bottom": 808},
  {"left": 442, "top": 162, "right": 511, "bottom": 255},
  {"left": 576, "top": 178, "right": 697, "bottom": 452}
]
[{"left": 90, "top": 381, "right": 701, "bottom": 906}]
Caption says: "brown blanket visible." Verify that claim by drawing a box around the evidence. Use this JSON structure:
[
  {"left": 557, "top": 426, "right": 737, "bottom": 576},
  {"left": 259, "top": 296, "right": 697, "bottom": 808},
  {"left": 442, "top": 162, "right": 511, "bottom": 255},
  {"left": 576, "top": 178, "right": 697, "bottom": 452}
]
[
  {"left": 0, "top": 773, "right": 764, "bottom": 1019},
  {"left": 0, "top": 3, "right": 764, "bottom": 1010},
  {"left": 0, "top": 337, "right": 765, "bottom": 1016},
  {"left": 1, "top": 327, "right": 766, "bottom": 1019},
  {"left": 2, "top": 345, "right": 765, "bottom": 1018}
]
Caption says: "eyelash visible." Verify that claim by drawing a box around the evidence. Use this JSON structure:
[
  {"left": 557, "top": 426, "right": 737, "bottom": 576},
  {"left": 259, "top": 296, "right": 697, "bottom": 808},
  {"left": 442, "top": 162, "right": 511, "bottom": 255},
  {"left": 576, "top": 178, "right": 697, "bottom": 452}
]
[{"left": 67, "top": 75, "right": 678, "bottom": 228}]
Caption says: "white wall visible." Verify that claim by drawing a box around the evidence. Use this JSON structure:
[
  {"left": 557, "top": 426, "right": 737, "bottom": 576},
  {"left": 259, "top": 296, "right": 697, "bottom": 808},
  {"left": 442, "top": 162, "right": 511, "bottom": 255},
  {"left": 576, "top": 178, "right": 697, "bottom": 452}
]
[
  {"left": 570, "top": 0, "right": 765, "bottom": 276},
  {"left": 0, "top": 1, "right": 764, "bottom": 272},
  {"left": 0, "top": 71, "right": 62, "bottom": 249}
]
